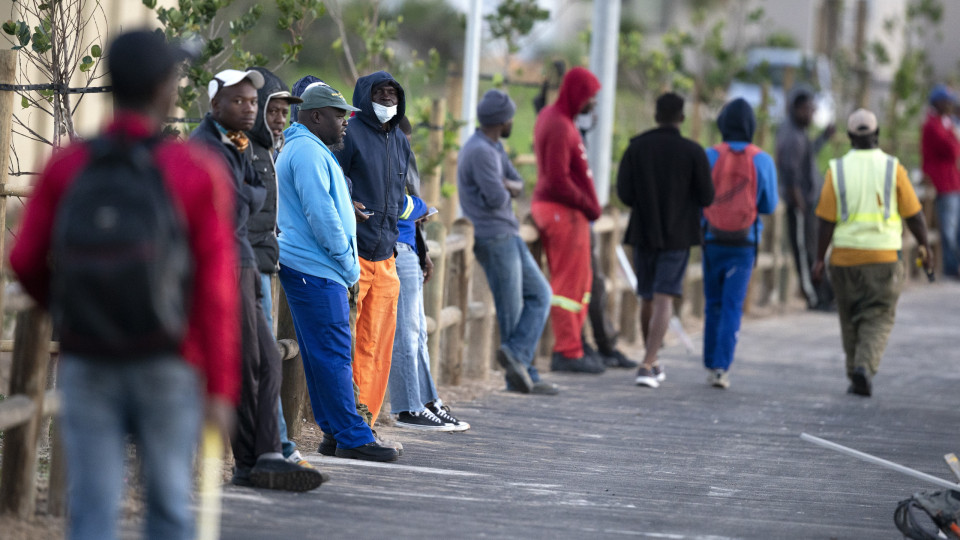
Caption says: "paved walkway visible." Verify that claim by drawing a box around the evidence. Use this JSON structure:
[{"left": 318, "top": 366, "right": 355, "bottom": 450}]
[{"left": 218, "top": 282, "right": 960, "bottom": 539}]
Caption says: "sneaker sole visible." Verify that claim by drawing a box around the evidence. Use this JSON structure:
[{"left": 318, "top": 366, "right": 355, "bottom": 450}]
[
  {"left": 498, "top": 349, "right": 533, "bottom": 393},
  {"left": 394, "top": 420, "right": 456, "bottom": 432},
  {"left": 249, "top": 469, "right": 324, "bottom": 492},
  {"left": 334, "top": 448, "right": 400, "bottom": 462},
  {"left": 635, "top": 376, "right": 659, "bottom": 388},
  {"left": 445, "top": 422, "right": 470, "bottom": 432}
]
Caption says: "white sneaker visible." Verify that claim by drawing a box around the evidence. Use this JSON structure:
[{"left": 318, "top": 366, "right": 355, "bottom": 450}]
[
  {"left": 635, "top": 366, "right": 660, "bottom": 388},
  {"left": 707, "top": 369, "right": 730, "bottom": 389}
]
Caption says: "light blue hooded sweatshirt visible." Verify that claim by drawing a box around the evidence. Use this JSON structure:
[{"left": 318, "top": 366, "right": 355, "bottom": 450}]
[{"left": 276, "top": 122, "right": 360, "bottom": 288}]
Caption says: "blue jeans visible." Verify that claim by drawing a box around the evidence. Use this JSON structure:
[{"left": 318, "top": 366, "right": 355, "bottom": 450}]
[
  {"left": 59, "top": 355, "right": 202, "bottom": 540},
  {"left": 388, "top": 243, "right": 439, "bottom": 414},
  {"left": 473, "top": 233, "right": 551, "bottom": 385},
  {"left": 702, "top": 244, "right": 755, "bottom": 372},
  {"left": 278, "top": 264, "right": 375, "bottom": 449},
  {"left": 936, "top": 193, "right": 960, "bottom": 276},
  {"left": 259, "top": 272, "right": 296, "bottom": 458}
]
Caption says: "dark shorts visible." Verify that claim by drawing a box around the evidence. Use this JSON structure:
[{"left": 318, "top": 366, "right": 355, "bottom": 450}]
[{"left": 634, "top": 247, "right": 690, "bottom": 300}]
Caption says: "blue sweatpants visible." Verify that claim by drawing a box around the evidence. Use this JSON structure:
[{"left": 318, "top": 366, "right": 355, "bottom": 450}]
[
  {"left": 702, "top": 244, "right": 755, "bottom": 372},
  {"left": 278, "top": 264, "right": 374, "bottom": 449}
]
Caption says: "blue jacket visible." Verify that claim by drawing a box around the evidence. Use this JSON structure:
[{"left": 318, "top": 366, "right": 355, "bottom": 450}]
[
  {"left": 704, "top": 99, "right": 778, "bottom": 245},
  {"left": 276, "top": 122, "right": 360, "bottom": 288},
  {"left": 397, "top": 194, "right": 427, "bottom": 250},
  {"left": 333, "top": 71, "right": 411, "bottom": 262}
]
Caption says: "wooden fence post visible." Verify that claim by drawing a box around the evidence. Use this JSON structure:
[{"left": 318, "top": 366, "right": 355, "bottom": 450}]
[
  {"left": 441, "top": 219, "right": 472, "bottom": 386},
  {"left": 0, "top": 50, "right": 18, "bottom": 331},
  {"left": 276, "top": 287, "right": 308, "bottom": 439},
  {"left": 0, "top": 308, "right": 52, "bottom": 519},
  {"left": 422, "top": 99, "right": 445, "bottom": 209},
  {"left": 464, "top": 250, "right": 494, "bottom": 381},
  {"left": 423, "top": 220, "right": 448, "bottom": 381}
]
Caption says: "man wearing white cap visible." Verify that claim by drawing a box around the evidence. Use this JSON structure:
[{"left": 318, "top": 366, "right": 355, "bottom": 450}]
[
  {"left": 191, "top": 69, "right": 325, "bottom": 489},
  {"left": 812, "top": 109, "right": 933, "bottom": 397}
]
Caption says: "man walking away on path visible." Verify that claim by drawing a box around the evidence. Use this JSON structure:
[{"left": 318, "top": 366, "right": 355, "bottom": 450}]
[
  {"left": 701, "top": 98, "right": 778, "bottom": 389},
  {"left": 532, "top": 67, "right": 606, "bottom": 376},
  {"left": 617, "top": 93, "right": 715, "bottom": 389},
  {"left": 276, "top": 82, "right": 399, "bottom": 461},
  {"left": 9, "top": 30, "right": 239, "bottom": 540},
  {"left": 191, "top": 69, "right": 323, "bottom": 490},
  {"left": 921, "top": 84, "right": 960, "bottom": 279},
  {"left": 776, "top": 85, "right": 836, "bottom": 310},
  {"left": 333, "top": 71, "right": 410, "bottom": 424},
  {"left": 389, "top": 120, "right": 470, "bottom": 429},
  {"left": 813, "top": 109, "right": 933, "bottom": 397},
  {"left": 244, "top": 67, "right": 316, "bottom": 469},
  {"left": 459, "top": 89, "right": 557, "bottom": 395}
]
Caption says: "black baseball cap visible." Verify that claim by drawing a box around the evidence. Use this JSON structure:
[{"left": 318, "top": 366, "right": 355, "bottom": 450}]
[{"left": 108, "top": 29, "right": 196, "bottom": 102}]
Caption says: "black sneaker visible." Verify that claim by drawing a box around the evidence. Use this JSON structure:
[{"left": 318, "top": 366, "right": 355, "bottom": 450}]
[
  {"left": 848, "top": 367, "right": 872, "bottom": 397},
  {"left": 249, "top": 458, "right": 325, "bottom": 492},
  {"left": 550, "top": 352, "right": 605, "bottom": 374},
  {"left": 635, "top": 366, "right": 660, "bottom": 388},
  {"left": 395, "top": 409, "right": 455, "bottom": 431},
  {"left": 335, "top": 442, "right": 400, "bottom": 462},
  {"left": 321, "top": 430, "right": 404, "bottom": 456},
  {"left": 231, "top": 466, "right": 253, "bottom": 487},
  {"left": 427, "top": 401, "right": 470, "bottom": 431},
  {"left": 601, "top": 349, "right": 639, "bottom": 369},
  {"left": 497, "top": 346, "right": 533, "bottom": 393},
  {"left": 318, "top": 432, "right": 337, "bottom": 456}
]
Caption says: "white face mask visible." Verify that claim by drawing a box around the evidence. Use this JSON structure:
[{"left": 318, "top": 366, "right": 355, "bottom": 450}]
[
  {"left": 372, "top": 102, "right": 398, "bottom": 124},
  {"left": 576, "top": 112, "right": 596, "bottom": 133}
]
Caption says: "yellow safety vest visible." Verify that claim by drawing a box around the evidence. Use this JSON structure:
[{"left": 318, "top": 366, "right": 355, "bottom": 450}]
[{"left": 828, "top": 149, "right": 902, "bottom": 251}]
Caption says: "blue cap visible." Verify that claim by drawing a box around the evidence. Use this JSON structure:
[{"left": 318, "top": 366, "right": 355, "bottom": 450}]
[{"left": 929, "top": 84, "right": 958, "bottom": 105}]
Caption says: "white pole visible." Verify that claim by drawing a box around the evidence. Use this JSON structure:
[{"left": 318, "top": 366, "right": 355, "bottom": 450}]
[
  {"left": 460, "top": 0, "right": 483, "bottom": 146},
  {"left": 800, "top": 433, "right": 960, "bottom": 490},
  {"left": 586, "top": 0, "right": 621, "bottom": 207}
]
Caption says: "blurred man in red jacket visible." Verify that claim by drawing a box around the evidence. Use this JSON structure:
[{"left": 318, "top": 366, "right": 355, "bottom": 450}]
[
  {"left": 921, "top": 84, "right": 960, "bottom": 278},
  {"left": 532, "top": 67, "right": 605, "bottom": 375}
]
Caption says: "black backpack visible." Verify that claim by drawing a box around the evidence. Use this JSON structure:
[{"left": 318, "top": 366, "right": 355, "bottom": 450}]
[
  {"left": 894, "top": 489, "right": 960, "bottom": 539},
  {"left": 50, "top": 136, "right": 193, "bottom": 358}
]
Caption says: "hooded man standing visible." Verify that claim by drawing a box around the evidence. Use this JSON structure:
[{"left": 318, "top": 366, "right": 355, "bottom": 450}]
[
  {"left": 920, "top": 84, "right": 960, "bottom": 278},
  {"left": 531, "top": 66, "right": 606, "bottom": 375},
  {"left": 701, "top": 98, "right": 778, "bottom": 389},
  {"left": 775, "top": 86, "right": 836, "bottom": 310},
  {"left": 333, "top": 71, "right": 410, "bottom": 425}
]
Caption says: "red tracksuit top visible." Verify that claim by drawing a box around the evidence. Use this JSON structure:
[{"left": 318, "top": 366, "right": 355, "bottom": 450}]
[
  {"left": 921, "top": 111, "right": 960, "bottom": 195},
  {"left": 9, "top": 112, "right": 241, "bottom": 403},
  {"left": 532, "top": 67, "right": 603, "bottom": 221}
]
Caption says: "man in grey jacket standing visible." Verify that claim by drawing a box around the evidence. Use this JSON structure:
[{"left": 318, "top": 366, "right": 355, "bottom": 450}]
[
  {"left": 775, "top": 85, "right": 835, "bottom": 310},
  {"left": 458, "top": 89, "right": 556, "bottom": 395}
]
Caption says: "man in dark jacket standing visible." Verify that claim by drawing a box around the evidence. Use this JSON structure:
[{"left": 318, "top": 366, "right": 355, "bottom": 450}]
[
  {"left": 617, "top": 93, "right": 714, "bottom": 389},
  {"left": 191, "top": 69, "right": 323, "bottom": 491},
  {"left": 531, "top": 66, "right": 606, "bottom": 375},
  {"left": 333, "top": 71, "right": 410, "bottom": 425}
]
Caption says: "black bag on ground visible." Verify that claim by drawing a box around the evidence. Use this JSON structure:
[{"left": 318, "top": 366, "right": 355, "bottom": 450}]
[
  {"left": 893, "top": 489, "right": 960, "bottom": 540},
  {"left": 50, "top": 136, "right": 192, "bottom": 357}
]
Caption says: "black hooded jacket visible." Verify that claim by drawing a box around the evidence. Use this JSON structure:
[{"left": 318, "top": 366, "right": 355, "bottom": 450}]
[
  {"left": 332, "top": 71, "right": 411, "bottom": 262},
  {"left": 245, "top": 67, "right": 290, "bottom": 274}
]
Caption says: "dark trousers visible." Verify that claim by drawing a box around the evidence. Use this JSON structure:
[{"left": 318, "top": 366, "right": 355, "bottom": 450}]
[
  {"left": 233, "top": 266, "right": 282, "bottom": 470},
  {"left": 786, "top": 204, "right": 833, "bottom": 309},
  {"left": 586, "top": 231, "right": 618, "bottom": 355}
]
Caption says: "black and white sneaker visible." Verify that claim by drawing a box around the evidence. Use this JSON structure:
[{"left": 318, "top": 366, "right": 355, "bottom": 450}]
[
  {"left": 395, "top": 409, "right": 456, "bottom": 431},
  {"left": 427, "top": 401, "right": 470, "bottom": 432}
]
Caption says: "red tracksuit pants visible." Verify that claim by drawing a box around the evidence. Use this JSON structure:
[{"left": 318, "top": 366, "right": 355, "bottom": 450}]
[{"left": 531, "top": 200, "right": 592, "bottom": 359}]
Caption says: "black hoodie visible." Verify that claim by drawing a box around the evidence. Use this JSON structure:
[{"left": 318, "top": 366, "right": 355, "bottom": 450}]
[
  {"left": 332, "top": 71, "right": 411, "bottom": 262},
  {"left": 245, "top": 67, "right": 291, "bottom": 274}
]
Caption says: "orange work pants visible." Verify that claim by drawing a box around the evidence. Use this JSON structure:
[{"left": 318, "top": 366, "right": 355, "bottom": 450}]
[
  {"left": 531, "top": 200, "right": 592, "bottom": 359},
  {"left": 353, "top": 256, "right": 400, "bottom": 424}
]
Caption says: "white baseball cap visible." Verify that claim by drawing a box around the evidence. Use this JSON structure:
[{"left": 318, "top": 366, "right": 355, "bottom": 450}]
[
  {"left": 207, "top": 69, "right": 265, "bottom": 101},
  {"left": 847, "top": 108, "right": 878, "bottom": 136}
]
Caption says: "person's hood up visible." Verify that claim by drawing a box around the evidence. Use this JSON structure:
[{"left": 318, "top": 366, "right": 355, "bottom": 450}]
[
  {"left": 248, "top": 66, "right": 294, "bottom": 149},
  {"left": 552, "top": 67, "right": 600, "bottom": 119},
  {"left": 291, "top": 75, "right": 324, "bottom": 120},
  {"left": 717, "top": 98, "right": 756, "bottom": 142},
  {"left": 784, "top": 83, "right": 815, "bottom": 119},
  {"left": 352, "top": 71, "right": 405, "bottom": 131}
]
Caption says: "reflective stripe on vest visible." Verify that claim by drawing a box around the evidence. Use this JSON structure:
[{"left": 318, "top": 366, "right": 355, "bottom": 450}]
[
  {"left": 400, "top": 195, "right": 415, "bottom": 220},
  {"left": 551, "top": 294, "right": 583, "bottom": 313},
  {"left": 828, "top": 150, "right": 902, "bottom": 251}
]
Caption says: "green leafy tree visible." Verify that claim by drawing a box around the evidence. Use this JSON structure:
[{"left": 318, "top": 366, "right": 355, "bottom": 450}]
[
  {"left": 485, "top": 0, "right": 549, "bottom": 78},
  {"left": 143, "top": 0, "right": 324, "bottom": 116},
  {"left": 1, "top": 0, "right": 107, "bottom": 148}
]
